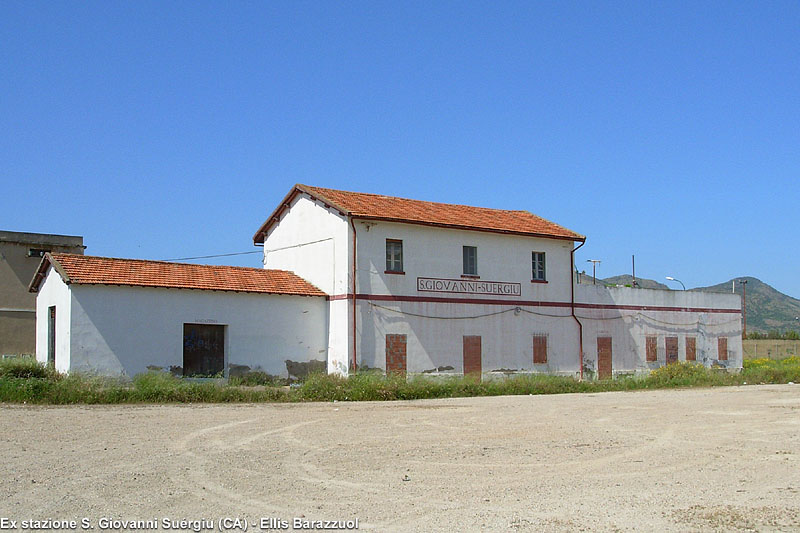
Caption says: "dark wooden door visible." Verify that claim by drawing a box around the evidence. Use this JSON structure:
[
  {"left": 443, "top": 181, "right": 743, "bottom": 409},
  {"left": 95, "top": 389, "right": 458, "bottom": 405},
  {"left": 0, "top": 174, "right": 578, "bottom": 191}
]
[
  {"left": 718, "top": 337, "right": 728, "bottom": 361},
  {"left": 385, "top": 334, "right": 407, "bottom": 377},
  {"left": 686, "top": 337, "right": 696, "bottom": 361},
  {"left": 597, "top": 337, "right": 612, "bottom": 380},
  {"left": 665, "top": 336, "right": 679, "bottom": 364},
  {"left": 183, "top": 324, "right": 225, "bottom": 377},
  {"left": 463, "top": 336, "right": 482, "bottom": 379}
]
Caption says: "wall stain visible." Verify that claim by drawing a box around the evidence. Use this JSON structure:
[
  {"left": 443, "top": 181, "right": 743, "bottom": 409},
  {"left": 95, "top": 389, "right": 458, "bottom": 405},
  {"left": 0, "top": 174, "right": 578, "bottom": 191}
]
[
  {"left": 228, "top": 363, "right": 251, "bottom": 377},
  {"left": 285, "top": 359, "right": 326, "bottom": 379}
]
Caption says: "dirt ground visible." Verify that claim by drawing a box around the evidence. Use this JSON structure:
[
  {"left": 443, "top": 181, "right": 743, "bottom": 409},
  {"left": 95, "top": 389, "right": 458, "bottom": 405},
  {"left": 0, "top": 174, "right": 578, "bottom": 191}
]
[{"left": 2, "top": 385, "right": 800, "bottom": 532}]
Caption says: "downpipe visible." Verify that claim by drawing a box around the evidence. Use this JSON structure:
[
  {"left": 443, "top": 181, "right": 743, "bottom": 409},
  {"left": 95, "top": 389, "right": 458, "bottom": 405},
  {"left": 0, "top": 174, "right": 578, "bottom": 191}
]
[
  {"left": 571, "top": 240, "right": 586, "bottom": 380},
  {"left": 349, "top": 217, "right": 358, "bottom": 373}
]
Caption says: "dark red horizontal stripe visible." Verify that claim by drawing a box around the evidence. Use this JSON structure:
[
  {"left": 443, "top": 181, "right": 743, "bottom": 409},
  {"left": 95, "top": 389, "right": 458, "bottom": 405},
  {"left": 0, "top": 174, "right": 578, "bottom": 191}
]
[{"left": 326, "top": 293, "right": 740, "bottom": 314}]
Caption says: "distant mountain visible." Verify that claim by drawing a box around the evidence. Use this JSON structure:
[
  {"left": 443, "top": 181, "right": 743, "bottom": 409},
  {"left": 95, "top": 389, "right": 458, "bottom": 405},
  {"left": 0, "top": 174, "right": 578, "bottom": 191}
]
[
  {"left": 692, "top": 277, "right": 800, "bottom": 334},
  {"left": 576, "top": 272, "right": 669, "bottom": 289},
  {"left": 603, "top": 274, "right": 669, "bottom": 290}
]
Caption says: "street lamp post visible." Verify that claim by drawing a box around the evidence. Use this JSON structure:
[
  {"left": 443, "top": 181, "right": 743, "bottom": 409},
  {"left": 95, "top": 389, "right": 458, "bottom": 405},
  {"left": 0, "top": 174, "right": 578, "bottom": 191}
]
[
  {"left": 665, "top": 276, "right": 686, "bottom": 290},
  {"left": 587, "top": 260, "right": 601, "bottom": 285}
]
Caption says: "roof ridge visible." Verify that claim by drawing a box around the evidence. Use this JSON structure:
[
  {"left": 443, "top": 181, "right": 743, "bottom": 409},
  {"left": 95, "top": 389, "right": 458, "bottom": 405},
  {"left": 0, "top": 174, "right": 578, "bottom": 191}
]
[
  {"left": 302, "top": 184, "right": 534, "bottom": 214},
  {"left": 254, "top": 183, "right": 585, "bottom": 243},
  {"left": 34, "top": 254, "right": 327, "bottom": 296},
  {"left": 51, "top": 253, "right": 272, "bottom": 273}
]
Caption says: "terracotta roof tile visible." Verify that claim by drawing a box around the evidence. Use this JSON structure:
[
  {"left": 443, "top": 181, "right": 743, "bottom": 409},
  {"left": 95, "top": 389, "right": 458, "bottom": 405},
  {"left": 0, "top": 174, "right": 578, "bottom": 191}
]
[
  {"left": 254, "top": 184, "right": 585, "bottom": 243},
  {"left": 31, "top": 254, "right": 326, "bottom": 297}
]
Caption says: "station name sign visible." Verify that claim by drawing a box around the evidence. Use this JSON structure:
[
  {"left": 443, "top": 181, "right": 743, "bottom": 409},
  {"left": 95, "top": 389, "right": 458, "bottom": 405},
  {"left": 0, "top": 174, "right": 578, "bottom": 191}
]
[{"left": 417, "top": 277, "right": 521, "bottom": 297}]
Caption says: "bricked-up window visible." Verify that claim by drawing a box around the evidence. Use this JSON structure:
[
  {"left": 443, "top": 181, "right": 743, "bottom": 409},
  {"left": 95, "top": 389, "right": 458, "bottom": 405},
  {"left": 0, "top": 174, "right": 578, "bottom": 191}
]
[
  {"left": 463, "top": 246, "right": 478, "bottom": 276},
  {"left": 646, "top": 335, "right": 658, "bottom": 362},
  {"left": 533, "top": 334, "right": 548, "bottom": 364},
  {"left": 718, "top": 337, "right": 728, "bottom": 361},
  {"left": 531, "top": 252, "right": 546, "bottom": 281},
  {"left": 386, "top": 239, "right": 403, "bottom": 273},
  {"left": 386, "top": 334, "right": 407, "bottom": 377}
]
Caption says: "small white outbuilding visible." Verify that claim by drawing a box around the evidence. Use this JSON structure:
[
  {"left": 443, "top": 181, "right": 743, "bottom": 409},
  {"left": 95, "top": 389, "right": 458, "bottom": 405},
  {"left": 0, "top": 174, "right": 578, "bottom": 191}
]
[{"left": 28, "top": 253, "right": 328, "bottom": 378}]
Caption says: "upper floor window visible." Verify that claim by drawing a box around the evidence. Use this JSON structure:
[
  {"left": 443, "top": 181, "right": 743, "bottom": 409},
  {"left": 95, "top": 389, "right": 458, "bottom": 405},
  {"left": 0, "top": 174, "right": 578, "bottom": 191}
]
[
  {"left": 463, "top": 246, "right": 478, "bottom": 276},
  {"left": 386, "top": 239, "right": 403, "bottom": 273},
  {"left": 28, "top": 248, "right": 50, "bottom": 258},
  {"left": 532, "top": 252, "right": 546, "bottom": 281}
]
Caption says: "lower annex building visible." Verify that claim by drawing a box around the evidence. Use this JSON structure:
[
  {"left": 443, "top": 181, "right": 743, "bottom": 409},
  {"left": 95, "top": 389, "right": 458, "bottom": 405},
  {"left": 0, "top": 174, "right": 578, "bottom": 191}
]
[{"left": 30, "top": 184, "right": 743, "bottom": 379}]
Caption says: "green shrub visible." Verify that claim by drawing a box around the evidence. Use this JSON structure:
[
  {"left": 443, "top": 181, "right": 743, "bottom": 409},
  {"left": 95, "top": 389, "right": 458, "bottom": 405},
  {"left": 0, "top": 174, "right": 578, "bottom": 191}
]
[
  {"left": 0, "top": 358, "right": 59, "bottom": 380},
  {"left": 228, "top": 370, "right": 285, "bottom": 387},
  {"left": 2, "top": 356, "right": 799, "bottom": 405}
]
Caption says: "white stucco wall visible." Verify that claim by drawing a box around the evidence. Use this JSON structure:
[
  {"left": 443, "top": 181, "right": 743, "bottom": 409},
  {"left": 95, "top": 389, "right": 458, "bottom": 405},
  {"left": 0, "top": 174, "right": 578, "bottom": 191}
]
[
  {"left": 360, "top": 300, "right": 580, "bottom": 376},
  {"left": 262, "top": 194, "right": 350, "bottom": 295},
  {"left": 350, "top": 219, "right": 581, "bottom": 376},
  {"left": 34, "top": 265, "right": 72, "bottom": 373},
  {"left": 354, "top": 219, "right": 575, "bottom": 302},
  {"left": 262, "top": 193, "right": 352, "bottom": 374}
]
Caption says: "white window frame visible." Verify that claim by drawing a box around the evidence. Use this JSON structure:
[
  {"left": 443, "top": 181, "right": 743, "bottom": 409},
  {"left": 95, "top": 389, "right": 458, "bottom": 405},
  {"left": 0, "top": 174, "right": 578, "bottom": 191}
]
[
  {"left": 463, "top": 246, "right": 478, "bottom": 276},
  {"left": 532, "top": 251, "right": 546, "bottom": 281},
  {"left": 386, "top": 239, "right": 403, "bottom": 273}
]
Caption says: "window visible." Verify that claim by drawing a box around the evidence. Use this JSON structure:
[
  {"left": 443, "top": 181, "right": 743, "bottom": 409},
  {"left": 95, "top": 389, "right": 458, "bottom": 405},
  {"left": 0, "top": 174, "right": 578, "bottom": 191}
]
[
  {"left": 718, "top": 337, "right": 728, "bottom": 361},
  {"left": 386, "top": 239, "right": 403, "bottom": 273},
  {"left": 531, "top": 252, "right": 546, "bottom": 281},
  {"left": 463, "top": 246, "right": 477, "bottom": 276},
  {"left": 646, "top": 335, "right": 658, "bottom": 362},
  {"left": 385, "top": 334, "right": 407, "bottom": 376},
  {"left": 533, "top": 334, "right": 548, "bottom": 364},
  {"left": 665, "top": 336, "right": 678, "bottom": 364},
  {"left": 686, "top": 337, "right": 696, "bottom": 361},
  {"left": 29, "top": 248, "right": 50, "bottom": 258}
]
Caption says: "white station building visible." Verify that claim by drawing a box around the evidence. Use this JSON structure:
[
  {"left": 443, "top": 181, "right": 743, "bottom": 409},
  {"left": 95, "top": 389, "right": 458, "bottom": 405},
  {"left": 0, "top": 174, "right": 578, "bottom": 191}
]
[{"left": 31, "top": 184, "right": 743, "bottom": 379}]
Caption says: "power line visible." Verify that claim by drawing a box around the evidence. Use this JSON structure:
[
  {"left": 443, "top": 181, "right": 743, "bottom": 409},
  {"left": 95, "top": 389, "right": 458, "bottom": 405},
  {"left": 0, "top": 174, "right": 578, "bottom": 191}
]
[{"left": 160, "top": 250, "right": 262, "bottom": 261}]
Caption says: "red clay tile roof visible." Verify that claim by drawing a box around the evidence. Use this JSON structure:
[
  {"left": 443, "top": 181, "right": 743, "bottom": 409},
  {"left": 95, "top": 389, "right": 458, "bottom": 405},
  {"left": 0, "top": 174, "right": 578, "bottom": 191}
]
[
  {"left": 253, "top": 184, "right": 585, "bottom": 243},
  {"left": 29, "top": 254, "right": 326, "bottom": 297}
]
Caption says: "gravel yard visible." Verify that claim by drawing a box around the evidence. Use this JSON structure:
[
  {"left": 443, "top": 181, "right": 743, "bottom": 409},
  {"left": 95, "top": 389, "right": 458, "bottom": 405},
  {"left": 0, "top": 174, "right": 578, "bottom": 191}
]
[{"left": 2, "top": 385, "right": 799, "bottom": 532}]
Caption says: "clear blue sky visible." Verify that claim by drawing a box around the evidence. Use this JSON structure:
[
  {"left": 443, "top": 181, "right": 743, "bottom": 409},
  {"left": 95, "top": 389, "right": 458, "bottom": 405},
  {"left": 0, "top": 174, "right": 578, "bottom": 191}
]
[{"left": 2, "top": 2, "right": 798, "bottom": 296}]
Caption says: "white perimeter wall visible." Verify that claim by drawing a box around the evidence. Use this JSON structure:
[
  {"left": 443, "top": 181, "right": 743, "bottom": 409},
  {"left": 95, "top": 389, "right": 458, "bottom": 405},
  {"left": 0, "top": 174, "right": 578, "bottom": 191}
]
[
  {"left": 34, "top": 265, "right": 72, "bottom": 373},
  {"left": 36, "top": 271, "right": 328, "bottom": 377},
  {"left": 577, "top": 285, "right": 743, "bottom": 375}
]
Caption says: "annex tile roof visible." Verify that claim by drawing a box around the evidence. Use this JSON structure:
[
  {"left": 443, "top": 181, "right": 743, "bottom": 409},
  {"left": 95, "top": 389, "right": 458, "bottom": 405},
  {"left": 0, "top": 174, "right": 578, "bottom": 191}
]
[
  {"left": 29, "top": 254, "right": 326, "bottom": 297},
  {"left": 253, "top": 184, "right": 585, "bottom": 243}
]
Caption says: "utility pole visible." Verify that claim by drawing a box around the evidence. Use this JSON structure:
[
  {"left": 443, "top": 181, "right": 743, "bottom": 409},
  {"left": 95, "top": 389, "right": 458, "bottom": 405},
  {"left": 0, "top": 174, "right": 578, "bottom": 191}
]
[
  {"left": 740, "top": 279, "right": 748, "bottom": 339},
  {"left": 587, "top": 259, "right": 601, "bottom": 285}
]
